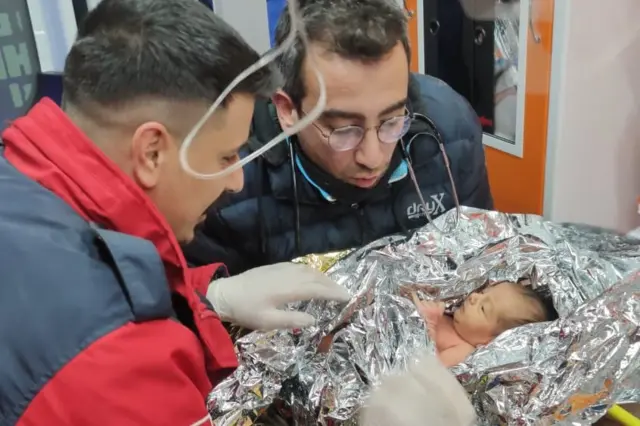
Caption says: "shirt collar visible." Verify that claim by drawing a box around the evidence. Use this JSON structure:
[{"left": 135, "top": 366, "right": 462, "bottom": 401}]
[{"left": 292, "top": 138, "right": 412, "bottom": 203}]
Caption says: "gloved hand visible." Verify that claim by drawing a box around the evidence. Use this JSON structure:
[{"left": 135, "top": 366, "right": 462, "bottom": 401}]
[
  {"left": 206, "top": 262, "right": 351, "bottom": 330},
  {"left": 360, "top": 352, "right": 476, "bottom": 426}
]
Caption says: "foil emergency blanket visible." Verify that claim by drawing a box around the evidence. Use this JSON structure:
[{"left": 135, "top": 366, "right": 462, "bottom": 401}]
[{"left": 209, "top": 208, "right": 640, "bottom": 425}]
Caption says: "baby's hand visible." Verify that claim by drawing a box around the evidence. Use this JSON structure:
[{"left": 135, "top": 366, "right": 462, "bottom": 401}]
[
  {"left": 414, "top": 299, "right": 445, "bottom": 341},
  {"left": 416, "top": 300, "right": 446, "bottom": 324}
]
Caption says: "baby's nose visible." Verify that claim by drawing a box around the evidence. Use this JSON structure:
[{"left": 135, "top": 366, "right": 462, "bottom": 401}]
[{"left": 468, "top": 293, "right": 480, "bottom": 305}]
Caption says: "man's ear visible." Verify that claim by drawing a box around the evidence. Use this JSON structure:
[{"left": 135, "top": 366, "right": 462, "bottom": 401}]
[
  {"left": 130, "top": 122, "right": 172, "bottom": 189},
  {"left": 271, "top": 89, "right": 298, "bottom": 129}
]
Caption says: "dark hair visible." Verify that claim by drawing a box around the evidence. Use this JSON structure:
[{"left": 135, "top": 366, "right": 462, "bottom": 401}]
[
  {"left": 520, "top": 285, "right": 558, "bottom": 321},
  {"left": 501, "top": 282, "right": 559, "bottom": 330},
  {"left": 274, "top": 0, "right": 411, "bottom": 107},
  {"left": 63, "top": 0, "right": 280, "bottom": 112}
]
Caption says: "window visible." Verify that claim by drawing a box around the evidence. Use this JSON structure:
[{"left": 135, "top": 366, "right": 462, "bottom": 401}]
[
  {"left": 0, "top": 0, "right": 40, "bottom": 131},
  {"left": 423, "top": 0, "right": 522, "bottom": 145}
]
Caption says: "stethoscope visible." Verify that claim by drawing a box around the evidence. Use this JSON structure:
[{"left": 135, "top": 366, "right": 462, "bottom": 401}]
[
  {"left": 400, "top": 112, "right": 461, "bottom": 235},
  {"left": 284, "top": 111, "right": 462, "bottom": 258}
]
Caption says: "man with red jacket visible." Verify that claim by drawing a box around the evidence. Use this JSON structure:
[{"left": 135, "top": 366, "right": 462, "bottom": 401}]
[{"left": 0, "top": 0, "right": 476, "bottom": 425}]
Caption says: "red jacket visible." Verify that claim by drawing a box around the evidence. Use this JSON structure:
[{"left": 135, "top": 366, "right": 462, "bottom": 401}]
[{"left": 1, "top": 99, "right": 237, "bottom": 425}]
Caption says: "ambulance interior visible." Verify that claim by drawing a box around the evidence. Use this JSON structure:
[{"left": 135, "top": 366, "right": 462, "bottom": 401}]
[{"left": 0, "top": 0, "right": 638, "bottom": 424}]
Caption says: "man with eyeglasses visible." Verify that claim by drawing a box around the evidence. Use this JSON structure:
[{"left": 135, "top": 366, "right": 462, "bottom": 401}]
[{"left": 184, "top": 0, "right": 494, "bottom": 275}]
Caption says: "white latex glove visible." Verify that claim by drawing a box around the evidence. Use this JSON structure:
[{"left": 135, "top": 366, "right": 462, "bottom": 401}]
[
  {"left": 206, "top": 262, "right": 351, "bottom": 330},
  {"left": 360, "top": 352, "right": 476, "bottom": 426}
]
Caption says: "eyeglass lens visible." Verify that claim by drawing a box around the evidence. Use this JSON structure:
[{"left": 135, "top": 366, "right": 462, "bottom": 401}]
[{"left": 329, "top": 115, "right": 412, "bottom": 151}]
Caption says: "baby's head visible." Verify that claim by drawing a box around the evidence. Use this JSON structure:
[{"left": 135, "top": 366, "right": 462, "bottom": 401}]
[{"left": 452, "top": 281, "right": 557, "bottom": 346}]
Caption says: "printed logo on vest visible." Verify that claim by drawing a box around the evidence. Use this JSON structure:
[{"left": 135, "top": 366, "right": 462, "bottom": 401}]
[{"left": 406, "top": 193, "right": 446, "bottom": 220}]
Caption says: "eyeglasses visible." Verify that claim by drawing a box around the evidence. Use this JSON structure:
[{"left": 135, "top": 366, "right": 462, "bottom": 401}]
[{"left": 304, "top": 109, "right": 413, "bottom": 152}]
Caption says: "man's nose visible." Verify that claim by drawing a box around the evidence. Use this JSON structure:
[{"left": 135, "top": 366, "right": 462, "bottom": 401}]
[
  {"left": 354, "top": 130, "right": 384, "bottom": 171},
  {"left": 226, "top": 167, "right": 244, "bottom": 194}
]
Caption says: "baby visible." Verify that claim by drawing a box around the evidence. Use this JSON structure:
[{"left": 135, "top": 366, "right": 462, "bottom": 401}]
[{"left": 416, "top": 281, "right": 557, "bottom": 367}]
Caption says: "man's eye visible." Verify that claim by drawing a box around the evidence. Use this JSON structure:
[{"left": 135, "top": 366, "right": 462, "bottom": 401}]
[
  {"left": 222, "top": 154, "right": 238, "bottom": 164},
  {"left": 325, "top": 121, "right": 358, "bottom": 132}
]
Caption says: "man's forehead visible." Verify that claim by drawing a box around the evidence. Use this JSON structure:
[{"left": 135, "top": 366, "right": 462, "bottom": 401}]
[
  {"left": 319, "top": 98, "right": 408, "bottom": 121},
  {"left": 301, "top": 43, "right": 409, "bottom": 110}
]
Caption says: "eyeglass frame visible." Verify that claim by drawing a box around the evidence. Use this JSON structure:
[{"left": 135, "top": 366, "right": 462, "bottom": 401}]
[{"left": 300, "top": 107, "right": 414, "bottom": 152}]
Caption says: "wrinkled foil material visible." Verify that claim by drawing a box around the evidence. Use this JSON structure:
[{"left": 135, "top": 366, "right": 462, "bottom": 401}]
[
  {"left": 226, "top": 251, "right": 354, "bottom": 341},
  {"left": 209, "top": 208, "right": 640, "bottom": 425},
  {"left": 293, "top": 250, "right": 354, "bottom": 273}
]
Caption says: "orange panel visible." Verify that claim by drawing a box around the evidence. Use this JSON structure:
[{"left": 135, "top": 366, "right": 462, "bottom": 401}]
[
  {"left": 484, "top": 0, "right": 555, "bottom": 214},
  {"left": 405, "top": 0, "right": 421, "bottom": 73}
]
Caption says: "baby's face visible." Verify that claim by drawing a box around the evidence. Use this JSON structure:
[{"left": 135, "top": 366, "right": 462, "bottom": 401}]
[{"left": 452, "top": 282, "right": 537, "bottom": 346}]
